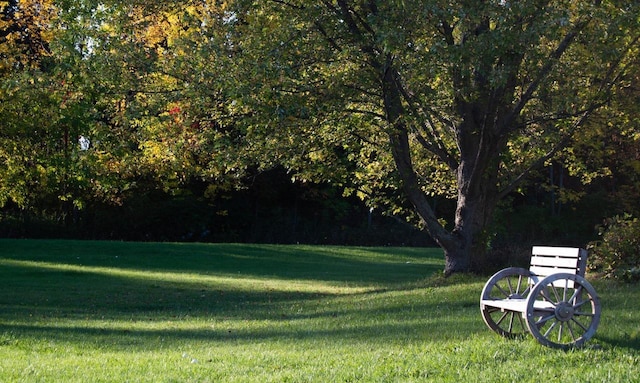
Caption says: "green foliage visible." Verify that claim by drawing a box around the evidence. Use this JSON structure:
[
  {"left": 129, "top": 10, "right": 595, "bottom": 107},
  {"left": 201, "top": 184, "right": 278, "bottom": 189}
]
[{"left": 588, "top": 215, "right": 640, "bottom": 282}]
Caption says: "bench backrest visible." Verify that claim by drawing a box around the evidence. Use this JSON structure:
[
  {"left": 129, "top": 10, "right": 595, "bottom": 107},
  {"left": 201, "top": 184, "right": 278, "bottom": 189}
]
[{"left": 529, "top": 246, "right": 588, "bottom": 287}]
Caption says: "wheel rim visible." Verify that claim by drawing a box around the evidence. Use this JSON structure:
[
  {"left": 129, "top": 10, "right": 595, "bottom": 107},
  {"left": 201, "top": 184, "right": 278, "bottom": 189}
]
[
  {"left": 480, "top": 268, "right": 532, "bottom": 338},
  {"left": 525, "top": 273, "right": 601, "bottom": 349}
]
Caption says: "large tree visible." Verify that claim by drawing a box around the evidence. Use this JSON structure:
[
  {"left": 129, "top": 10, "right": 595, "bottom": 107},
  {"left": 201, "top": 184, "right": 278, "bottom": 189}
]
[
  {"left": 221, "top": 0, "right": 640, "bottom": 274},
  {"left": 0, "top": 0, "right": 244, "bottom": 223}
]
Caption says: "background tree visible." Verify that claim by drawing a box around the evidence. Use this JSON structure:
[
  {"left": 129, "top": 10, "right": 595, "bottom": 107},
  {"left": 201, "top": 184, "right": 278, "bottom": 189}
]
[
  {"left": 1, "top": 0, "right": 163, "bottom": 224},
  {"left": 0, "top": 0, "right": 63, "bottom": 212},
  {"left": 0, "top": 0, "right": 55, "bottom": 72},
  {"left": 1, "top": 0, "right": 289, "bottom": 237}
]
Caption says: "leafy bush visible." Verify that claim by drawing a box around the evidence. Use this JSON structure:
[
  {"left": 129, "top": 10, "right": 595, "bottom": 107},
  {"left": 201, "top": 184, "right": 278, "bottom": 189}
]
[{"left": 588, "top": 214, "right": 640, "bottom": 282}]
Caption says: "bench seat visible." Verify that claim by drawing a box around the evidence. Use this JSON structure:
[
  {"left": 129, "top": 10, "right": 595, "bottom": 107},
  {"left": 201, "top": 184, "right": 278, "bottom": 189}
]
[{"left": 481, "top": 298, "right": 555, "bottom": 313}]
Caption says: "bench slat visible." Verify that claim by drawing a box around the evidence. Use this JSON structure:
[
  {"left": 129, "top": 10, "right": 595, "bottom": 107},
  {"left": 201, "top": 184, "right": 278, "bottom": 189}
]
[
  {"left": 481, "top": 298, "right": 527, "bottom": 312},
  {"left": 530, "top": 255, "right": 579, "bottom": 268},
  {"left": 530, "top": 265, "right": 579, "bottom": 276},
  {"left": 481, "top": 299, "right": 555, "bottom": 312},
  {"left": 531, "top": 246, "right": 581, "bottom": 257}
]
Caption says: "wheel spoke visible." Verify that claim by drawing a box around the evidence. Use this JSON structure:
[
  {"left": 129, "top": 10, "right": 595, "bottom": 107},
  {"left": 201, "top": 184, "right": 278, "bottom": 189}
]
[
  {"left": 543, "top": 320, "right": 559, "bottom": 337},
  {"left": 507, "top": 312, "right": 515, "bottom": 333},
  {"left": 495, "top": 284, "right": 510, "bottom": 298},
  {"left": 550, "top": 284, "right": 561, "bottom": 303},
  {"left": 573, "top": 298, "right": 592, "bottom": 309},
  {"left": 495, "top": 311, "right": 509, "bottom": 326},
  {"left": 536, "top": 313, "right": 555, "bottom": 326},
  {"left": 567, "top": 321, "right": 578, "bottom": 342},
  {"left": 557, "top": 322, "right": 564, "bottom": 342},
  {"left": 539, "top": 290, "right": 558, "bottom": 306},
  {"left": 517, "top": 312, "right": 526, "bottom": 330},
  {"left": 569, "top": 285, "right": 583, "bottom": 304},
  {"left": 571, "top": 317, "right": 589, "bottom": 332},
  {"left": 506, "top": 278, "right": 514, "bottom": 295},
  {"left": 516, "top": 275, "right": 524, "bottom": 295}
]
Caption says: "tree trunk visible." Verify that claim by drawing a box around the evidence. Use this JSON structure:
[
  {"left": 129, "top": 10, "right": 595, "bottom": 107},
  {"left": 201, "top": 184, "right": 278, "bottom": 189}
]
[
  {"left": 442, "top": 190, "right": 498, "bottom": 275},
  {"left": 383, "top": 58, "right": 502, "bottom": 275},
  {"left": 443, "top": 245, "right": 471, "bottom": 276},
  {"left": 442, "top": 123, "right": 503, "bottom": 274}
]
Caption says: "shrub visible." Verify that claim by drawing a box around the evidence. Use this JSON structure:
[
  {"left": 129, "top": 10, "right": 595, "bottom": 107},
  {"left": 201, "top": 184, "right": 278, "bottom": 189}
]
[{"left": 588, "top": 214, "right": 640, "bottom": 282}]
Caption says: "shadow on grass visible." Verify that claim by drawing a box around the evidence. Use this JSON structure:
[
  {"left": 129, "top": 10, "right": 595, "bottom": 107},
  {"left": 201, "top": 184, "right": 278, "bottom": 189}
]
[
  {"left": 0, "top": 260, "right": 333, "bottom": 320},
  {"left": 0, "top": 260, "right": 479, "bottom": 320},
  {"left": 596, "top": 335, "right": 640, "bottom": 351},
  {"left": 0, "top": 239, "right": 443, "bottom": 285},
  {"left": 0, "top": 240, "right": 451, "bottom": 323},
  {"left": 0, "top": 312, "right": 484, "bottom": 349}
]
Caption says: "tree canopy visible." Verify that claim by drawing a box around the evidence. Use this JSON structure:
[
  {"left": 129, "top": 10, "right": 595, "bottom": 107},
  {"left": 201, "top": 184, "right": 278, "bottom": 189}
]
[
  {"left": 1, "top": 0, "right": 639, "bottom": 274},
  {"left": 211, "top": 0, "right": 639, "bottom": 274}
]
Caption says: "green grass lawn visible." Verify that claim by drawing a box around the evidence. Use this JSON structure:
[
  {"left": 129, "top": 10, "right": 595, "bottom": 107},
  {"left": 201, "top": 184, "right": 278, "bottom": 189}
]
[{"left": 1, "top": 239, "right": 638, "bottom": 382}]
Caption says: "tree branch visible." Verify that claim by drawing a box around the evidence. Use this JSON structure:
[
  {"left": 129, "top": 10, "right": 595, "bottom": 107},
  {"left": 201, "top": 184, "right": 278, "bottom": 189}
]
[
  {"left": 392, "top": 74, "right": 459, "bottom": 170},
  {"left": 314, "top": 21, "right": 342, "bottom": 52},
  {"left": 498, "top": 105, "right": 599, "bottom": 199},
  {"left": 504, "top": 18, "right": 592, "bottom": 132}
]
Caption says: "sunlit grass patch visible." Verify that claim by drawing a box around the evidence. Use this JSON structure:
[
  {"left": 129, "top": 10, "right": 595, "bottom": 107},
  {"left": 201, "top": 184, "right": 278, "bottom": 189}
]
[{"left": 0, "top": 257, "right": 373, "bottom": 295}]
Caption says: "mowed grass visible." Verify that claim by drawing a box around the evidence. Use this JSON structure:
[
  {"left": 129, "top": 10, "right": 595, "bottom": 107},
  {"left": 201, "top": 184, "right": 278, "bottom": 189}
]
[{"left": 0, "top": 239, "right": 638, "bottom": 382}]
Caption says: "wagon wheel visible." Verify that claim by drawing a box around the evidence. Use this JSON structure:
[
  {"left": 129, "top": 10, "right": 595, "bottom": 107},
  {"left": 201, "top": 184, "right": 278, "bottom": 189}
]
[
  {"left": 525, "top": 273, "right": 601, "bottom": 349},
  {"left": 480, "top": 267, "right": 534, "bottom": 338}
]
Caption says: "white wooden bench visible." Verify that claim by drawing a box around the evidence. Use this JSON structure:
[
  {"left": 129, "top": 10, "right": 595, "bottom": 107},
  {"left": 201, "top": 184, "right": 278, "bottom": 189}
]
[{"left": 480, "top": 246, "right": 601, "bottom": 349}]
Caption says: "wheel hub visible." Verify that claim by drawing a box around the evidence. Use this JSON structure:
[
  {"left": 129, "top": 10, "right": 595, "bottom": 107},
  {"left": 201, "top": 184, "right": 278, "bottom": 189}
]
[{"left": 554, "top": 302, "right": 575, "bottom": 322}]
